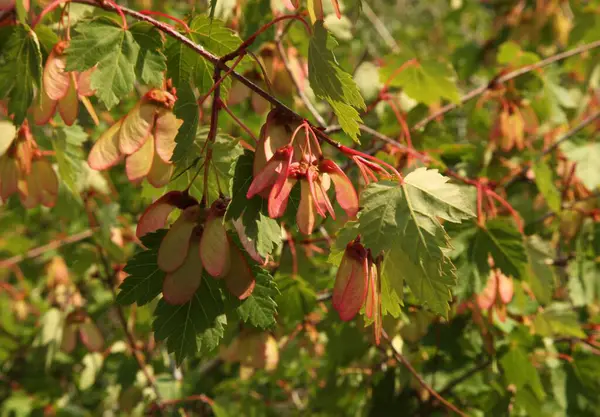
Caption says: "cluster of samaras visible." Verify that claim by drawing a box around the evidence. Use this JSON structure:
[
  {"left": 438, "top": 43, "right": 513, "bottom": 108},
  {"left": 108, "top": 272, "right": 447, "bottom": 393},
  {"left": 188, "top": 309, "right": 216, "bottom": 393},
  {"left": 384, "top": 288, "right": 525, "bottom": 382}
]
[
  {"left": 88, "top": 84, "right": 182, "bottom": 187},
  {"left": 249, "top": 109, "right": 359, "bottom": 235},
  {"left": 137, "top": 193, "right": 258, "bottom": 304},
  {"left": 0, "top": 34, "right": 380, "bottom": 334}
]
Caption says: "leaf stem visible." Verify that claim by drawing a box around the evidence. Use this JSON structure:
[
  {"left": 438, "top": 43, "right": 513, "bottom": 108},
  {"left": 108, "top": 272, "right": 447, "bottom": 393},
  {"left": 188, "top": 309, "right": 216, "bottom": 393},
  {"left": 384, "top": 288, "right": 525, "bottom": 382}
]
[{"left": 380, "top": 330, "right": 468, "bottom": 417}]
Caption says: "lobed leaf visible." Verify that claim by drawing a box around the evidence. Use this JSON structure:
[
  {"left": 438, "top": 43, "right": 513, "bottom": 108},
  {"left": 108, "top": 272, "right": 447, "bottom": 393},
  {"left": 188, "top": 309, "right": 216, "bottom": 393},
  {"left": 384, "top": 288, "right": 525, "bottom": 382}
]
[{"left": 66, "top": 18, "right": 140, "bottom": 109}]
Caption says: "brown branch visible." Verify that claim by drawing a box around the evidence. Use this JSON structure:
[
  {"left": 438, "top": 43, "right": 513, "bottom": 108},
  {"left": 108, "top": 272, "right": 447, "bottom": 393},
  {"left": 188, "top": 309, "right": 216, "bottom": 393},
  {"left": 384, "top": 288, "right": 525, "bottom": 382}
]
[
  {"left": 413, "top": 39, "right": 600, "bottom": 131},
  {"left": 72, "top": 0, "right": 301, "bottom": 122},
  {"left": 0, "top": 229, "right": 94, "bottom": 269},
  {"left": 202, "top": 66, "right": 223, "bottom": 203},
  {"left": 381, "top": 331, "right": 468, "bottom": 417}
]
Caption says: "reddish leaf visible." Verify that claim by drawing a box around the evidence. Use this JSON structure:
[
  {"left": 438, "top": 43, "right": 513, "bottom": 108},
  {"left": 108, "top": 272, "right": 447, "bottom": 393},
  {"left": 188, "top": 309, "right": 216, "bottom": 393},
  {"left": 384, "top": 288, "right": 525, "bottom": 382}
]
[
  {"left": 146, "top": 151, "right": 173, "bottom": 188},
  {"left": 477, "top": 272, "right": 497, "bottom": 310},
  {"left": 57, "top": 73, "right": 79, "bottom": 126},
  {"left": 297, "top": 180, "right": 316, "bottom": 235},
  {"left": 233, "top": 219, "right": 265, "bottom": 264},
  {"left": 223, "top": 241, "right": 256, "bottom": 300},
  {"left": 35, "top": 159, "right": 59, "bottom": 206},
  {"left": 32, "top": 88, "right": 58, "bottom": 126},
  {"left": 162, "top": 240, "right": 204, "bottom": 305},
  {"left": 333, "top": 242, "right": 368, "bottom": 321},
  {"left": 247, "top": 156, "right": 281, "bottom": 198},
  {"left": 79, "top": 319, "right": 104, "bottom": 352},
  {"left": 43, "top": 44, "right": 70, "bottom": 101},
  {"left": 125, "top": 135, "right": 154, "bottom": 182},
  {"left": 87, "top": 120, "right": 123, "bottom": 170},
  {"left": 498, "top": 272, "right": 514, "bottom": 305},
  {"left": 268, "top": 177, "right": 296, "bottom": 218},
  {"left": 154, "top": 109, "right": 182, "bottom": 163},
  {"left": 199, "top": 215, "right": 231, "bottom": 278},
  {"left": 320, "top": 159, "right": 359, "bottom": 218},
  {"left": 77, "top": 67, "right": 96, "bottom": 97},
  {"left": 157, "top": 206, "right": 200, "bottom": 272},
  {"left": 119, "top": 101, "right": 157, "bottom": 155},
  {"left": 0, "top": 156, "right": 19, "bottom": 201},
  {"left": 136, "top": 191, "right": 183, "bottom": 238},
  {"left": 60, "top": 324, "right": 78, "bottom": 353}
]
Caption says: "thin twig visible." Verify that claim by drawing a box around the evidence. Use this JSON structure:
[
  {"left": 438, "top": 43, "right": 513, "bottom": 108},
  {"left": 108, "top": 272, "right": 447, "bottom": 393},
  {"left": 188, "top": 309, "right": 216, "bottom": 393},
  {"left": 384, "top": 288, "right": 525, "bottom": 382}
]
[
  {"left": 381, "top": 331, "right": 468, "bottom": 417},
  {"left": 73, "top": 0, "right": 300, "bottom": 120},
  {"left": 438, "top": 357, "right": 493, "bottom": 396},
  {"left": 543, "top": 110, "right": 600, "bottom": 155},
  {"left": 276, "top": 40, "right": 327, "bottom": 127},
  {"left": 361, "top": 2, "right": 400, "bottom": 53},
  {"left": 503, "top": 109, "right": 600, "bottom": 188},
  {"left": 0, "top": 229, "right": 94, "bottom": 269},
  {"left": 202, "top": 66, "right": 223, "bottom": 203},
  {"left": 413, "top": 39, "right": 600, "bottom": 131},
  {"left": 94, "top": 242, "right": 164, "bottom": 411}
]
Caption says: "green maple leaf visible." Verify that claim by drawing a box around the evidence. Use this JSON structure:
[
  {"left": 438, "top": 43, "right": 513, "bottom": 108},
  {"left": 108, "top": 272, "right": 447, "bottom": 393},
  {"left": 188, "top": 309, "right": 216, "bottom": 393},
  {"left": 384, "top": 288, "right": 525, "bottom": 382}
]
[
  {"left": 52, "top": 125, "right": 87, "bottom": 199},
  {"left": 129, "top": 22, "right": 167, "bottom": 88},
  {"left": 167, "top": 16, "right": 248, "bottom": 161},
  {"left": 226, "top": 151, "right": 282, "bottom": 258},
  {"left": 561, "top": 141, "right": 600, "bottom": 190},
  {"left": 0, "top": 24, "right": 43, "bottom": 124},
  {"left": 229, "top": 271, "right": 279, "bottom": 329},
  {"left": 66, "top": 18, "right": 139, "bottom": 109},
  {"left": 501, "top": 347, "right": 546, "bottom": 400},
  {"left": 472, "top": 219, "right": 528, "bottom": 279},
  {"left": 166, "top": 128, "right": 244, "bottom": 205},
  {"left": 308, "top": 21, "right": 366, "bottom": 142},
  {"left": 357, "top": 169, "right": 475, "bottom": 316},
  {"left": 153, "top": 275, "right": 227, "bottom": 365},
  {"left": 379, "top": 54, "right": 460, "bottom": 106},
  {"left": 117, "top": 230, "right": 167, "bottom": 306},
  {"left": 532, "top": 159, "right": 561, "bottom": 213},
  {"left": 533, "top": 303, "right": 586, "bottom": 338}
]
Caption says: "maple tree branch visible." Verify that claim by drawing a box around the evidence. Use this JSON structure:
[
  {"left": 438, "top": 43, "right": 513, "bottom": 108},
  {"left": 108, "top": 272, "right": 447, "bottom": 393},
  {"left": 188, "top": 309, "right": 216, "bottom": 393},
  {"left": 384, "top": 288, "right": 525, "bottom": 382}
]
[
  {"left": 361, "top": 2, "right": 400, "bottom": 53},
  {"left": 381, "top": 331, "right": 468, "bottom": 417},
  {"left": 73, "top": 0, "right": 302, "bottom": 121},
  {"left": 202, "top": 66, "right": 223, "bottom": 203},
  {"left": 413, "top": 39, "right": 600, "bottom": 131},
  {"left": 0, "top": 229, "right": 94, "bottom": 269}
]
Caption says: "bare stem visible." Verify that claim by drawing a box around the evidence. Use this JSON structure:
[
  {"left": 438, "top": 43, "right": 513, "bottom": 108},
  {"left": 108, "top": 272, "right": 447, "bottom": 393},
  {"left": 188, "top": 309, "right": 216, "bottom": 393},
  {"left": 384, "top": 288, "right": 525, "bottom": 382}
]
[
  {"left": 0, "top": 229, "right": 94, "bottom": 269},
  {"left": 381, "top": 331, "right": 468, "bottom": 417},
  {"left": 413, "top": 39, "right": 600, "bottom": 131}
]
